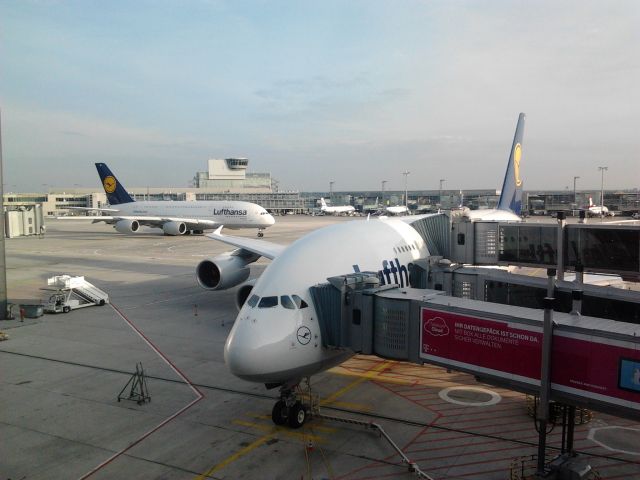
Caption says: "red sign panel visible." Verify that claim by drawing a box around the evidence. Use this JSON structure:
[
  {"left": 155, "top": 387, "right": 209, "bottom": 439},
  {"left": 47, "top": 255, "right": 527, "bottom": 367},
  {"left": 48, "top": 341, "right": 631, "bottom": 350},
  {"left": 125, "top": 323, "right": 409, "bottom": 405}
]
[{"left": 421, "top": 307, "right": 640, "bottom": 405}]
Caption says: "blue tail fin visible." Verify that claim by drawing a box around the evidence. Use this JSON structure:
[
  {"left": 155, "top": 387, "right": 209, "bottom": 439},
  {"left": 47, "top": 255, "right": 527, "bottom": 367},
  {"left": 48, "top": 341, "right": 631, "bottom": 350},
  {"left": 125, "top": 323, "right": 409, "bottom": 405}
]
[
  {"left": 95, "top": 163, "right": 135, "bottom": 205},
  {"left": 497, "top": 113, "right": 526, "bottom": 215}
]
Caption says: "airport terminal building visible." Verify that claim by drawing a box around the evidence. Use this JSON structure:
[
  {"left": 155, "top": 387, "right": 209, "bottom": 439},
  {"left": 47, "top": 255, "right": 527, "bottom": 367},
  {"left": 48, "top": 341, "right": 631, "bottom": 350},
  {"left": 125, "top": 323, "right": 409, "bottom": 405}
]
[{"left": 2, "top": 157, "right": 639, "bottom": 217}]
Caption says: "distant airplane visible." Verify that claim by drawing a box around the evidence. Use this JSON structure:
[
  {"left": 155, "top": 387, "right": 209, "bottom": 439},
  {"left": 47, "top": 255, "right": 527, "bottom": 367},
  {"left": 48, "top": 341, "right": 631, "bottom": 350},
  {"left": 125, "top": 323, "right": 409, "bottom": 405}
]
[
  {"left": 587, "top": 197, "right": 615, "bottom": 217},
  {"left": 62, "top": 163, "right": 275, "bottom": 236},
  {"left": 385, "top": 204, "right": 410, "bottom": 215},
  {"left": 319, "top": 197, "right": 355, "bottom": 215},
  {"left": 197, "top": 113, "right": 528, "bottom": 429}
]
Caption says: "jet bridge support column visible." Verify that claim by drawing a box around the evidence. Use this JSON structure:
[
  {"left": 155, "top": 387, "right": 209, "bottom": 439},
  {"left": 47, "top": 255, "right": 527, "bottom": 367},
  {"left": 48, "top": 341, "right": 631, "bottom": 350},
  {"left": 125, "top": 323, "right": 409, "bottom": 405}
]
[
  {"left": 536, "top": 297, "right": 555, "bottom": 476},
  {"left": 556, "top": 212, "right": 566, "bottom": 281}
]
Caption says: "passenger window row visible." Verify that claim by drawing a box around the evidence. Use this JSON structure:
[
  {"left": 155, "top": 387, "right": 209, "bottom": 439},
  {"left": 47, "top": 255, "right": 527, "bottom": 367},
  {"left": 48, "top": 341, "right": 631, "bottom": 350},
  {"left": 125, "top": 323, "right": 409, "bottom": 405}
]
[
  {"left": 247, "top": 294, "right": 308, "bottom": 309},
  {"left": 393, "top": 243, "right": 418, "bottom": 254}
]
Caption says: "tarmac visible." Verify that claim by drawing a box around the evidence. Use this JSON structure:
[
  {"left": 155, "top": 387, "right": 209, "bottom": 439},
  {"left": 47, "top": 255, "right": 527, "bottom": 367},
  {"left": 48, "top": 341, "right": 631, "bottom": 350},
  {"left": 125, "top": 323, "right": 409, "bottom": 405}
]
[{"left": 1, "top": 215, "right": 640, "bottom": 480}]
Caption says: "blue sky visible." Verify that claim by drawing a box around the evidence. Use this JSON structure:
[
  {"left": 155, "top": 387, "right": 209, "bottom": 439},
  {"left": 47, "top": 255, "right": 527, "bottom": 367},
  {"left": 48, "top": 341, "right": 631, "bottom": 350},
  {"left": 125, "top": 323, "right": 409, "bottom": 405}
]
[{"left": 1, "top": 0, "right": 638, "bottom": 193}]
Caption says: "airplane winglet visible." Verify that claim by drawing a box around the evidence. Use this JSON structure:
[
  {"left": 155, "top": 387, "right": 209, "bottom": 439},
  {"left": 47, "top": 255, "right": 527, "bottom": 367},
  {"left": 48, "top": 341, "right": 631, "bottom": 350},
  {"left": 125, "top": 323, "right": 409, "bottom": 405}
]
[{"left": 213, "top": 225, "right": 224, "bottom": 236}]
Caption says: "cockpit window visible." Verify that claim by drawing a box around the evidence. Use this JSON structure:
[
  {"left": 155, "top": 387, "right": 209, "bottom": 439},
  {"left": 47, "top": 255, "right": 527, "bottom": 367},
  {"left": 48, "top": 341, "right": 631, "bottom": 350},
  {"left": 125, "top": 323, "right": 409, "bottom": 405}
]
[
  {"left": 247, "top": 295, "right": 259, "bottom": 308},
  {"left": 292, "top": 295, "right": 308, "bottom": 309},
  {"left": 258, "top": 296, "right": 278, "bottom": 308},
  {"left": 281, "top": 296, "right": 295, "bottom": 309}
]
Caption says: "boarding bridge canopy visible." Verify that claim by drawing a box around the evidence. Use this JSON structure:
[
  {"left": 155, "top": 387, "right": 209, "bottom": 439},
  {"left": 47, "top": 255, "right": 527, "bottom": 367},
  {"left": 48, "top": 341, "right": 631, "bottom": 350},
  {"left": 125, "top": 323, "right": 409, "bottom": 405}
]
[
  {"left": 451, "top": 221, "right": 640, "bottom": 278},
  {"left": 311, "top": 275, "right": 640, "bottom": 421}
]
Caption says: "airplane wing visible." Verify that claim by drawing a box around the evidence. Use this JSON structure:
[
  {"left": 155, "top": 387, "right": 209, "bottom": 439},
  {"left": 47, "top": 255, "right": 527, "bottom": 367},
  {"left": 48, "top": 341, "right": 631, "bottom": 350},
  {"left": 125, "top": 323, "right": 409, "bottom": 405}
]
[
  {"left": 57, "top": 215, "right": 220, "bottom": 229},
  {"left": 65, "top": 206, "right": 120, "bottom": 213},
  {"left": 207, "top": 226, "right": 286, "bottom": 260}
]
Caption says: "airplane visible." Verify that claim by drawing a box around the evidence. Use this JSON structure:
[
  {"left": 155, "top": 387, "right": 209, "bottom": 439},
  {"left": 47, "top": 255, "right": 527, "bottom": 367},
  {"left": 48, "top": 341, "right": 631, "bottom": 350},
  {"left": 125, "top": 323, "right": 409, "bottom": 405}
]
[
  {"left": 462, "top": 112, "right": 526, "bottom": 222},
  {"left": 62, "top": 163, "right": 275, "bottom": 236},
  {"left": 196, "top": 113, "right": 527, "bottom": 428},
  {"left": 319, "top": 197, "right": 356, "bottom": 215},
  {"left": 587, "top": 197, "right": 615, "bottom": 217},
  {"left": 385, "top": 204, "right": 410, "bottom": 215}
]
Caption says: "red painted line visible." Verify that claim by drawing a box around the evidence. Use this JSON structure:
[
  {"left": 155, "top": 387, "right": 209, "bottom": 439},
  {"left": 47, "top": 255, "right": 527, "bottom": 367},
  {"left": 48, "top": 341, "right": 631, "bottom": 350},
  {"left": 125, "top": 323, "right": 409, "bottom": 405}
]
[
  {"left": 434, "top": 400, "right": 524, "bottom": 414},
  {"left": 454, "top": 466, "right": 513, "bottom": 478},
  {"left": 77, "top": 303, "right": 205, "bottom": 479},
  {"left": 417, "top": 445, "right": 536, "bottom": 471},
  {"left": 407, "top": 436, "right": 507, "bottom": 454},
  {"left": 436, "top": 412, "right": 531, "bottom": 428},
  {"left": 412, "top": 442, "right": 535, "bottom": 463}
]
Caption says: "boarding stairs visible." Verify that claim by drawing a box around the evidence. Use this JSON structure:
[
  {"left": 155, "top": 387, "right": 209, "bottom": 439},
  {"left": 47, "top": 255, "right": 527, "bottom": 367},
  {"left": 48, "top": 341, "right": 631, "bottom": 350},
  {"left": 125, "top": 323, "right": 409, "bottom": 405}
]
[{"left": 44, "top": 275, "right": 109, "bottom": 313}]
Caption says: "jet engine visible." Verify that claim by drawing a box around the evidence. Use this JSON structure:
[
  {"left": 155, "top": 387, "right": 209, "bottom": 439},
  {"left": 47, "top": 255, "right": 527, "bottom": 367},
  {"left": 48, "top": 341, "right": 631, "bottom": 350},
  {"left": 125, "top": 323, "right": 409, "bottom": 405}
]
[
  {"left": 235, "top": 279, "right": 257, "bottom": 310},
  {"left": 162, "top": 221, "right": 187, "bottom": 235},
  {"left": 196, "top": 251, "right": 258, "bottom": 291},
  {"left": 115, "top": 219, "right": 140, "bottom": 233}
]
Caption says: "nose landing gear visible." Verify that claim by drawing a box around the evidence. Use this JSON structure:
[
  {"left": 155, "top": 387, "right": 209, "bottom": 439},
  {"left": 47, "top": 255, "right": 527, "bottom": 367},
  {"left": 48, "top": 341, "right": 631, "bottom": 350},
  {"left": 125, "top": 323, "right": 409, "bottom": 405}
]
[
  {"left": 257, "top": 228, "right": 265, "bottom": 238},
  {"left": 271, "top": 379, "right": 316, "bottom": 429}
]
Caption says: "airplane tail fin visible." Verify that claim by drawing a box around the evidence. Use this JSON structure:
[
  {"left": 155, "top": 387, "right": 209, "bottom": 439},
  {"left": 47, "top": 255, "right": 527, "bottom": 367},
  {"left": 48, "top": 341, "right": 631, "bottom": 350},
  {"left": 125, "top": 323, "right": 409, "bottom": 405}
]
[
  {"left": 320, "top": 197, "right": 327, "bottom": 208},
  {"left": 589, "top": 197, "right": 594, "bottom": 207},
  {"left": 95, "top": 163, "right": 135, "bottom": 205},
  {"left": 497, "top": 113, "right": 526, "bottom": 215}
]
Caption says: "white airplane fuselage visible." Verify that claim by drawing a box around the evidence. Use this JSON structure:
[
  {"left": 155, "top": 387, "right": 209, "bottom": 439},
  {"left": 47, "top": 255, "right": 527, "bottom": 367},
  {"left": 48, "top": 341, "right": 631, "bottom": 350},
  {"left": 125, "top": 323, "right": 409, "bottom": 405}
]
[
  {"left": 386, "top": 206, "right": 409, "bottom": 215},
  {"left": 321, "top": 205, "right": 355, "bottom": 215},
  {"left": 463, "top": 208, "right": 522, "bottom": 222},
  {"left": 224, "top": 217, "right": 428, "bottom": 384},
  {"left": 114, "top": 200, "right": 275, "bottom": 229}
]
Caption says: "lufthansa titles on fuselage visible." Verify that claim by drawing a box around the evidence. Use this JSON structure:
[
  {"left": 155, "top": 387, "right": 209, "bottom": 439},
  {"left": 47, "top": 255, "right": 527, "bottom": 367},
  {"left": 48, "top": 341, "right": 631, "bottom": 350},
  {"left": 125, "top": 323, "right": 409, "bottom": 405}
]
[
  {"left": 354, "top": 257, "right": 411, "bottom": 288},
  {"left": 213, "top": 208, "right": 248, "bottom": 216}
]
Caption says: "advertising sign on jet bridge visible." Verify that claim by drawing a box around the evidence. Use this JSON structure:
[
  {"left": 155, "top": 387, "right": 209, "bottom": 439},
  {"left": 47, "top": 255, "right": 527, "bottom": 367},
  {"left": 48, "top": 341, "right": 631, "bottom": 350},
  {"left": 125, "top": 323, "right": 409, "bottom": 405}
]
[{"left": 420, "top": 307, "right": 640, "bottom": 411}]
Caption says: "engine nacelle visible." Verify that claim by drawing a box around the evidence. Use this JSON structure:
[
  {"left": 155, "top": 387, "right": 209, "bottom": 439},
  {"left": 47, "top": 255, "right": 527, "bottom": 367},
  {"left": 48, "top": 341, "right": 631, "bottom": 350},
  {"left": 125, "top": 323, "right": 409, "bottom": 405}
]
[
  {"left": 235, "top": 279, "right": 257, "bottom": 311},
  {"left": 196, "top": 254, "right": 251, "bottom": 291},
  {"left": 115, "top": 219, "right": 140, "bottom": 233},
  {"left": 162, "top": 221, "right": 187, "bottom": 235}
]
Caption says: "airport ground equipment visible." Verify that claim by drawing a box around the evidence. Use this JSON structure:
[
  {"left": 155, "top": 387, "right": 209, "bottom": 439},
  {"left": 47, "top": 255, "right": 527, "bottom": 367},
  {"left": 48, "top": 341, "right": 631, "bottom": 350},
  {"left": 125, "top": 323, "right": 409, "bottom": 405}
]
[
  {"left": 311, "top": 273, "right": 640, "bottom": 478},
  {"left": 117, "top": 363, "right": 151, "bottom": 405},
  {"left": 4, "top": 205, "right": 44, "bottom": 238},
  {"left": 43, "top": 275, "right": 109, "bottom": 314}
]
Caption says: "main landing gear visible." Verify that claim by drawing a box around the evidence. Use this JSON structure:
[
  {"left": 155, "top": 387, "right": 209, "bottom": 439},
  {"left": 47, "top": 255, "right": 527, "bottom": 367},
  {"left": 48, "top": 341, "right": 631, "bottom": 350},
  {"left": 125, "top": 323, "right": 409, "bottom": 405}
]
[
  {"left": 257, "top": 229, "right": 265, "bottom": 238},
  {"left": 271, "top": 379, "right": 316, "bottom": 429}
]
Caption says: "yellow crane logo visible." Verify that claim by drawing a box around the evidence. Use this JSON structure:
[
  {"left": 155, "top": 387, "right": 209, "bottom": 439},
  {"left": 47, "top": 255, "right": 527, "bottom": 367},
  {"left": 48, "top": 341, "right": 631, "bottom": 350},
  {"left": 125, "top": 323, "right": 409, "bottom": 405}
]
[
  {"left": 103, "top": 176, "right": 117, "bottom": 194},
  {"left": 513, "top": 143, "right": 522, "bottom": 187}
]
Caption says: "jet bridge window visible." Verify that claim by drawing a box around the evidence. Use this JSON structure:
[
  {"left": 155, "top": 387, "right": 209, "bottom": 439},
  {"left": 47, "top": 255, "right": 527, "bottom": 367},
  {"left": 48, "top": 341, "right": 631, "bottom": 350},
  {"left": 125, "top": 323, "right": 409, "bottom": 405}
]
[
  {"left": 292, "top": 295, "right": 308, "bottom": 309},
  {"left": 247, "top": 295, "right": 259, "bottom": 308},
  {"left": 281, "top": 296, "right": 295, "bottom": 309},
  {"left": 258, "top": 296, "right": 278, "bottom": 308}
]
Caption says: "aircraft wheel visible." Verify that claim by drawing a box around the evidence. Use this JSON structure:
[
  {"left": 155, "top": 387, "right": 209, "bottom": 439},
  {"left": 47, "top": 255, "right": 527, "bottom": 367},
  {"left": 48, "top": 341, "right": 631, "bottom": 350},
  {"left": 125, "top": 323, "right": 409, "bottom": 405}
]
[
  {"left": 271, "top": 400, "right": 289, "bottom": 425},
  {"left": 288, "top": 402, "right": 306, "bottom": 429},
  {"left": 258, "top": 232, "right": 264, "bottom": 238}
]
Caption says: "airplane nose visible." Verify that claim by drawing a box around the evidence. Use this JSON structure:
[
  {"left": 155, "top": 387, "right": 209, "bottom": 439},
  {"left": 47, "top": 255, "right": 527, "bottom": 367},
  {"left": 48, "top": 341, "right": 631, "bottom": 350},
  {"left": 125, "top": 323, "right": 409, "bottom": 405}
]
[
  {"left": 266, "top": 214, "right": 275, "bottom": 226},
  {"left": 224, "top": 321, "right": 263, "bottom": 379}
]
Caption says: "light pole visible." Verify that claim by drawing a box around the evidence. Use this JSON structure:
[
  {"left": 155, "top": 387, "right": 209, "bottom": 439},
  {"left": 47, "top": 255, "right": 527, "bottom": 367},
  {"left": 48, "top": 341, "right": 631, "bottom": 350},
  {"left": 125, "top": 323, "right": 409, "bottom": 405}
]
[
  {"left": 381, "top": 180, "right": 387, "bottom": 207},
  {"left": 439, "top": 179, "right": 446, "bottom": 207},
  {"left": 329, "top": 181, "right": 335, "bottom": 202},
  {"left": 573, "top": 176, "right": 580, "bottom": 206},
  {"left": 402, "top": 171, "right": 410, "bottom": 208},
  {"left": 598, "top": 166, "right": 607, "bottom": 215}
]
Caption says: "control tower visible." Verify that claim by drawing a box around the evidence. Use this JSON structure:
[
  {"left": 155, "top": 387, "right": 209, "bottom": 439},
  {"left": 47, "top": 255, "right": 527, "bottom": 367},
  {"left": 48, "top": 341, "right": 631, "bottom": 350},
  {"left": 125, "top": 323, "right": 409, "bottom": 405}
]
[
  {"left": 207, "top": 158, "right": 249, "bottom": 180},
  {"left": 194, "top": 158, "right": 272, "bottom": 192}
]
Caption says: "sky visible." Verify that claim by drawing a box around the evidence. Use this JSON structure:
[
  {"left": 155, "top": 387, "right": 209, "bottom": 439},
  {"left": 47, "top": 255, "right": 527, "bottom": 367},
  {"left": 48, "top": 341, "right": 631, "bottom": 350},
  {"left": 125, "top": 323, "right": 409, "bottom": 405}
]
[{"left": 0, "top": 0, "right": 639, "bottom": 193}]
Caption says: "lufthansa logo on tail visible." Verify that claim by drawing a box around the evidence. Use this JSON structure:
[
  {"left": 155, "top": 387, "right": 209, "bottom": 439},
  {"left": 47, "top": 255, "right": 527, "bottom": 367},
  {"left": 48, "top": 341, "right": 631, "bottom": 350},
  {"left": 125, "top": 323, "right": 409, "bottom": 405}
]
[
  {"left": 513, "top": 143, "right": 522, "bottom": 187},
  {"left": 103, "top": 176, "right": 117, "bottom": 193}
]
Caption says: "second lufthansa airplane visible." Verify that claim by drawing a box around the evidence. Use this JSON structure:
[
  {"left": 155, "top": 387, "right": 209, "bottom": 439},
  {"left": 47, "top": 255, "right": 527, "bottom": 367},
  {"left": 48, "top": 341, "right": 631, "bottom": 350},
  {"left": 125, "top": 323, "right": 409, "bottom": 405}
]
[
  {"left": 67, "top": 163, "right": 275, "bottom": 236},
  {"left": 196, "top": 113, "right": 527, "bottom": 429}
]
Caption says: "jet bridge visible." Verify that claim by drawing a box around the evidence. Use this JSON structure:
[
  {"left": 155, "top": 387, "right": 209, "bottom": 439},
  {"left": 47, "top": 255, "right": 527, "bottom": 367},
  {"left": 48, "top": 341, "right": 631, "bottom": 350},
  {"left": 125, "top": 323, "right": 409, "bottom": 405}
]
[
  {"left": 310, "top": 275, "right": 640, "bottom": 421},
  {"left": 450, "top": 219, "right": 640, "bottom": 281}
]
